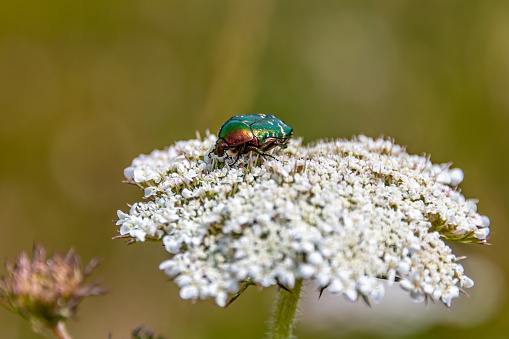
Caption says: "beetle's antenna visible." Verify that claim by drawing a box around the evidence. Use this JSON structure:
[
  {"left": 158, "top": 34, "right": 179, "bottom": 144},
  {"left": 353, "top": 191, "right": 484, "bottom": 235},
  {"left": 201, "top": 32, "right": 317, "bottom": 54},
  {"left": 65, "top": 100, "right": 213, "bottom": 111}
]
[{"left": 231, "top": 154, "right": 240, "bottom": 167}]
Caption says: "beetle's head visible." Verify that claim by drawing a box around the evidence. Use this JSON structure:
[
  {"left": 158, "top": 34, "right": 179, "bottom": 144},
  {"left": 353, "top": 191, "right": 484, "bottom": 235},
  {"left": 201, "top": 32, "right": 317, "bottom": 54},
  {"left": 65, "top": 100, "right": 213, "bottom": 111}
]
[{"left": 214, "top": 139, "right": 229, "bottom": 157}]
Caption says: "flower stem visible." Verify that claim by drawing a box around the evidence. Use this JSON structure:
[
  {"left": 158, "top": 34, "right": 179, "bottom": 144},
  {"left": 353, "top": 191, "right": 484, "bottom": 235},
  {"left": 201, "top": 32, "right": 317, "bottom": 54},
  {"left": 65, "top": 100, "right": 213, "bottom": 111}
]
[
  {"left": 51, "top": 322, "right": 72, "bottom": 339},
  {"left": 269, "top": 278, "right": 303, "bottom": 339}
]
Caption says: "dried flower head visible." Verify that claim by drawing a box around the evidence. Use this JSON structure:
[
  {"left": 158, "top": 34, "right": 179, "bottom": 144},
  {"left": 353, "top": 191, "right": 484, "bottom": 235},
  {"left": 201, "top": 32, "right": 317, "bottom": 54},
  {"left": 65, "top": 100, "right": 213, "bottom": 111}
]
[
  {"left": 116, "top": 133, "right": 489, "bottom": 308},
  {"left": 0, "top": 243, "right": 107, "bottom": 335}
]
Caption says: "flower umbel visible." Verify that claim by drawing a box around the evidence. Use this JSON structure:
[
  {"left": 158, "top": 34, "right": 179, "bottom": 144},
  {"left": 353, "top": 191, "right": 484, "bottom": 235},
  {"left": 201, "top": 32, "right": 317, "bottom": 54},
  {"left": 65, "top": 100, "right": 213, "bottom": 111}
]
[
  {"left": 0, "top": 244, "right": 107, "bottom": 337},
  {"left": 116, "top": 133, "right": 489, "bottom": 308}
]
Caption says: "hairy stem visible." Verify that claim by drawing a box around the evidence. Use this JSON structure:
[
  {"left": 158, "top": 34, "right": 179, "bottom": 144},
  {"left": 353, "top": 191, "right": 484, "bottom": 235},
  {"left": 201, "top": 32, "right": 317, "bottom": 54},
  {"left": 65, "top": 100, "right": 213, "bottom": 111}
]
[{"left": 269, "top": 278, "right": 303, "bottom": 339}]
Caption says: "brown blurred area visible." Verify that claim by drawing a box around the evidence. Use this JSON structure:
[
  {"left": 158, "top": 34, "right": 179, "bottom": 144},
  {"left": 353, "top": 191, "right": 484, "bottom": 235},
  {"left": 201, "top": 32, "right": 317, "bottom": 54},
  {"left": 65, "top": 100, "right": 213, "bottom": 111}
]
[{"left": 1, "top": 1, "right": 508, "bottom": 338}]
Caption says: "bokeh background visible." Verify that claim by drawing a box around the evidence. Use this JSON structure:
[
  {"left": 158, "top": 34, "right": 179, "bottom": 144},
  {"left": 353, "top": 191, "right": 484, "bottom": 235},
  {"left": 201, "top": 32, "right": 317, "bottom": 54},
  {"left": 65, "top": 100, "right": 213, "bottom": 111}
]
[{"left": 1, "top": 1, "right": 508, "bottom": 338}]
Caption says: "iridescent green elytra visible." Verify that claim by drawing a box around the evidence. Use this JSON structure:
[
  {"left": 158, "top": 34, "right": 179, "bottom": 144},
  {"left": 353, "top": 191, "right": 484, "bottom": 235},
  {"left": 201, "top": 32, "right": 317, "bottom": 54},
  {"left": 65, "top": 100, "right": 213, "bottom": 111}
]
[{"left": 213, "top": 114, "right": 293, "bottom": 163}]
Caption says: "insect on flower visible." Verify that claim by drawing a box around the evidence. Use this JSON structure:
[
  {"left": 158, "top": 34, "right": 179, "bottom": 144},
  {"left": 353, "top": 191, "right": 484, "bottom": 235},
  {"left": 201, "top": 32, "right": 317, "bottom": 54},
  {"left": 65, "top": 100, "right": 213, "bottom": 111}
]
[{"left": 211, "top": 114, "right": 294, "bottom": 165}]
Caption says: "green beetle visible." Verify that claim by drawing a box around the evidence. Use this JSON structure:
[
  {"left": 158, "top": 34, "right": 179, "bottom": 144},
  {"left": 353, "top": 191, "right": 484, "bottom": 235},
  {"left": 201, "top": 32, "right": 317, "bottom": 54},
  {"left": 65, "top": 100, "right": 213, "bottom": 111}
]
[{"left": 212, "top": 114, "right": 293, "bottom": 164}]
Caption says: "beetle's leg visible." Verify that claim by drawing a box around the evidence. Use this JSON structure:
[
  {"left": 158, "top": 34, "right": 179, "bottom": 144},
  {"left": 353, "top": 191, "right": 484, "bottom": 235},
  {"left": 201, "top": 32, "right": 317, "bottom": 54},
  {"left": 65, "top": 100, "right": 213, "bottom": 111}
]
[
  {"left": 223, "top": 152, "right": 230, "bottom": 164},
  {"left": 230, "top": 154, "right": 240, "bottom": 166},
  {"left": 245, "top": 146, "right": 278, "bottom": 160},
  {"left": 227, "top": 144, "right": 245, "bottom": 166},
  {"left": 257, "top": 138, "right": 277, "bottom": 152},
  {"left": 255, "top": 138, "right": 292, "bottom": 160},
  {"left": 260, "top": 137, "right": 291, "bottom": 151},
  {"left": 260, "top": 151, "right": 278, "bottom": 160}
]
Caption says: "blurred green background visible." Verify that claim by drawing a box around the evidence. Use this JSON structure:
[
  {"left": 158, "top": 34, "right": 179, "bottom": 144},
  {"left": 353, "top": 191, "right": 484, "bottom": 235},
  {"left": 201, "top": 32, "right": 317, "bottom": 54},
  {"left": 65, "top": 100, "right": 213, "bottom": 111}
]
[{"left": 1, "top": 0, "right": 508, "bottom": 338}]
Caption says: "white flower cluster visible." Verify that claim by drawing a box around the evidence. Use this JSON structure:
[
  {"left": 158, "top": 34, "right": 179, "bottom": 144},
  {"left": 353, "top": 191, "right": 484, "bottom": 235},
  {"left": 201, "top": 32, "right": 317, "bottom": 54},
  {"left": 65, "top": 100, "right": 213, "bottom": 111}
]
[{"left": 116, "top": 133, "right": 489, "bottom": 307}]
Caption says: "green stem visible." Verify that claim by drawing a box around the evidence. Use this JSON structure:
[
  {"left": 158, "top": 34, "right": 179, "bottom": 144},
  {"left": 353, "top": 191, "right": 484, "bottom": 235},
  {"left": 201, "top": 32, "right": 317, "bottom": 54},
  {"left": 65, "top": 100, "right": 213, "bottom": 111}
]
[
  {"left": 51, "top": 322, "right": 72, "bottom": 339},
  {"left": 269, "top": 278, "right": 303, "bottom": 339}
]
